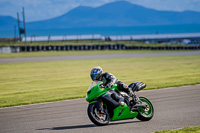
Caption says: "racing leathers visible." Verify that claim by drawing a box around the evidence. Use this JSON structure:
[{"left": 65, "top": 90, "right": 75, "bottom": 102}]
[
  {"left": 99, "top": 72, "right": 134, "bottom": 97},
  {"left": 98, "top": 72, "right": 136, "bottom": 108}
]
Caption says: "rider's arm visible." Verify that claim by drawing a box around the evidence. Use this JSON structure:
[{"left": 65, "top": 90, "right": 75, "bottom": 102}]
[
  {"left": 105, "top": 72, "right": 117, "bottom": 88},
  {"left": 109, "top": 73, "right": 117, "bottom": 85}
]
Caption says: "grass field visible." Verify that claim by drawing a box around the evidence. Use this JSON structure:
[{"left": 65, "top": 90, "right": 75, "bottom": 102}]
[
  {"left": 0, "top": 50, "right": 184, "bottom": 58},
  {"left": 155, "top": 125, "right": 200, "bottom": 133},
  {"left": 0, "top": 55, "right": 200, "bottom": 107}
]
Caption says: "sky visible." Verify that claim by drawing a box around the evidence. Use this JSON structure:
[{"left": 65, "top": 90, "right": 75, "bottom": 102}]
[{"left": 0, "top": 0, "right": 200, "bottom": 22}]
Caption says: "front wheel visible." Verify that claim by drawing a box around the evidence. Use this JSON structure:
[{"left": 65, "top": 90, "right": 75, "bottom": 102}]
[
  {"left": 87, "top": 103, "right": 110, "bottom": 126},
  {"left": 136, "top": 97, "right": 154, "bottom": 121}
]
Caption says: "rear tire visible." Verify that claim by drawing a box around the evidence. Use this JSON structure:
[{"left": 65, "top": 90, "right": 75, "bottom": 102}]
[
  {"left": 87, "top": 103, "right": 110, "bottom": 126},
  {"left": 136, "top": 97, "right": 154, "bottom": 121}
]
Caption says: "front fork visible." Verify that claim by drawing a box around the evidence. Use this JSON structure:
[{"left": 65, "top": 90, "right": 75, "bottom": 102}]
[{"left": 93, "top": 100, "right": 105, "bottom": 114}]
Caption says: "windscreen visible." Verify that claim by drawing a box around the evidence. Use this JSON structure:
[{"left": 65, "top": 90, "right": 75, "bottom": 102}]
[{"left": 87, "top": 81, "right": 101, "bottom": 91}]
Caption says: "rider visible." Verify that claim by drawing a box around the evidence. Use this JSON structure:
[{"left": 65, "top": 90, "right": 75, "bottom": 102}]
[{"left": 90, "top": 66, "right": 136, "bottom": 107}]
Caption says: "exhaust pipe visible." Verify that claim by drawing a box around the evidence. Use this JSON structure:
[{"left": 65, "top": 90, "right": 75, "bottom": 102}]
[
  {"left": 130, "top": 103, "right": 147, "bottom": 112},
  {"left": 133, "top": 103, "right": 147, "bottom": 108}
]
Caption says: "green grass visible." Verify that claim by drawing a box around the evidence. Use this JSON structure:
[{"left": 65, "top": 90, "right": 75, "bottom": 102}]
[
  {"left": 0, "top": 55, "right": 200, "bottom": 107},
  {"left": 155, "top": 125, "right": 200, "bottom": 133},
  {"left": 0, "top": 50, "right": 184, "bottom": 59}
]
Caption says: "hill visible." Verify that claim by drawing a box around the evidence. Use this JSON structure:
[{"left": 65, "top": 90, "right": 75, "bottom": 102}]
[
  {"left": 0, "top": 16, "right": 17, "bottom": 30},
  {"left": 1, "top": 1, "right": 200, "bottom": 30},
  {"left": 26, "top": 1, "right": 200, "bottom": 29}
]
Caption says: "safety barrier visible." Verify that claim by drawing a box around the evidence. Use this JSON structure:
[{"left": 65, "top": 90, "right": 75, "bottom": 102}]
[
  {"left": 19, "top": 44, "right": 125, "bottom": 52},
  {"left": 0, "top": 44, "right": 200, "bottom": 53},
  {"left": 125, "top": 46, "right": 200, "bottom": 50}
]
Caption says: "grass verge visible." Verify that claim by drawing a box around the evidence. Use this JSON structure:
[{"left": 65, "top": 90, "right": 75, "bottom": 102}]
[
  {"left": 0, "top": 55, "right": 199, "bottom": 107},
  {"left": 0, "top": 50, "right": 185, "bottom": 59},
  {"left": 155, "top": 125, "right": 200, "bottom": 133}
]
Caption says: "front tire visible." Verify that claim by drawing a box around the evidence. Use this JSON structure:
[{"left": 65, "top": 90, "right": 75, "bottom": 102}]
[
  {"left": 136, "top": 97, "right": 154, "bottom": 121},
  {"left": 87, "top": 103, "right": 110, "bottom": 126}
]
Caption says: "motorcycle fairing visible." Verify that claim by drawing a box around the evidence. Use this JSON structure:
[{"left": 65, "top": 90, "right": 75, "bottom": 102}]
[{"left": 111, "top": 104, "right": 138, "bottom": 121}]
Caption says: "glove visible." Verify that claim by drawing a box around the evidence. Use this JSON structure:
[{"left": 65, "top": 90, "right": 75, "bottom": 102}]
[{"left": 106, "top": 83, "right": 113, "bottom": 88}]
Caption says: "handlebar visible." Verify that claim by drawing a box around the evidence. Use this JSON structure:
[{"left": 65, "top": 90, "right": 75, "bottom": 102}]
[{"left": 99, "top": 84, "right": 105, "bottom": 88}]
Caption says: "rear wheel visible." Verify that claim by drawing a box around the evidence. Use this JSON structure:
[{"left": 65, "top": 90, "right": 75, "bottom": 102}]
[
  {"left": 136, "top": 97, "right": 154, "bottom": 121},
  {"left": 87, "top": 103, "right": 110, "bottom": 126}
]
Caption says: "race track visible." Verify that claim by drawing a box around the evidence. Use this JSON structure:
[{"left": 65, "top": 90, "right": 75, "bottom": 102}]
[
  {"left": 0, "top": 84, "right": 199, "bottom": 133},
  {"left": 0, "top": 51, "right": 200, "bottom": 63}
]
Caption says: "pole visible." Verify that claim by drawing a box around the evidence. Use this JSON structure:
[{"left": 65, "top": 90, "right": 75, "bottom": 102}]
[
  {"left": 17, "top": 12, "right": 21, "bottom": 40},
  {"left": 22, "top": 7, "right": 26, "bottom": 42}
]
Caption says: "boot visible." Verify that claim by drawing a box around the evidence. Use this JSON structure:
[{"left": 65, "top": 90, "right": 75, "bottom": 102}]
[{"left": 127, "top": 88, "right": 139, "bottom": 110}]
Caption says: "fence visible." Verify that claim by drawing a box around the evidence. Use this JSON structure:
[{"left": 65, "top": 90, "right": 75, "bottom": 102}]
[{"left": 0, "top": 44, "right": 200, "bottom": 53}]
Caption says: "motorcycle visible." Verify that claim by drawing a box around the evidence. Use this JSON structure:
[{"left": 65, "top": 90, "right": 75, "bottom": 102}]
[{"left": 86, "top": 81, "right": 154, "bottom": 126}]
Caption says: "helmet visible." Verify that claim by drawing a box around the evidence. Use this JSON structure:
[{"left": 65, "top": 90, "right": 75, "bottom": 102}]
[{"left": 90, "top": 66, "right": 103, "bottom": 81}]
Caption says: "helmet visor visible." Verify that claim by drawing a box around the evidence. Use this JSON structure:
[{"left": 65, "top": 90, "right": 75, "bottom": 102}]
[{"left": 91, "top": 71, "right": 98, "bottom": 81}]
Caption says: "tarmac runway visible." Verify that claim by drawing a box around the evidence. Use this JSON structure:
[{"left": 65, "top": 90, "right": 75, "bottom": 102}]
[
  {"left": 0, "top": 51, "right": 200, "bottom": 63},
  {"left": 0, "top": 84, "right": 199, "bottom": 133}
]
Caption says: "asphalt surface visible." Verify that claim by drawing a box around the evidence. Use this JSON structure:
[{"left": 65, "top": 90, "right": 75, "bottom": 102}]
[
  {"left": 0, "top": 84, "right": 199, "bottom": 133},
  {"left": 0, "top": 51, "right": 200, "bottom": 63}
]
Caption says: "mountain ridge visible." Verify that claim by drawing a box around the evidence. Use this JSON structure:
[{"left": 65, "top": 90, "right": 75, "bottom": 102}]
[{"left": 1, "top": 1, "right": 200, "bottom": 30}]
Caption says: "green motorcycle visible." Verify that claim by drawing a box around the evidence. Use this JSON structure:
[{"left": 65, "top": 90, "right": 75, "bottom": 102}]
[{"left": 86, "top": 81, "right": 154, "bottom": 126}]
